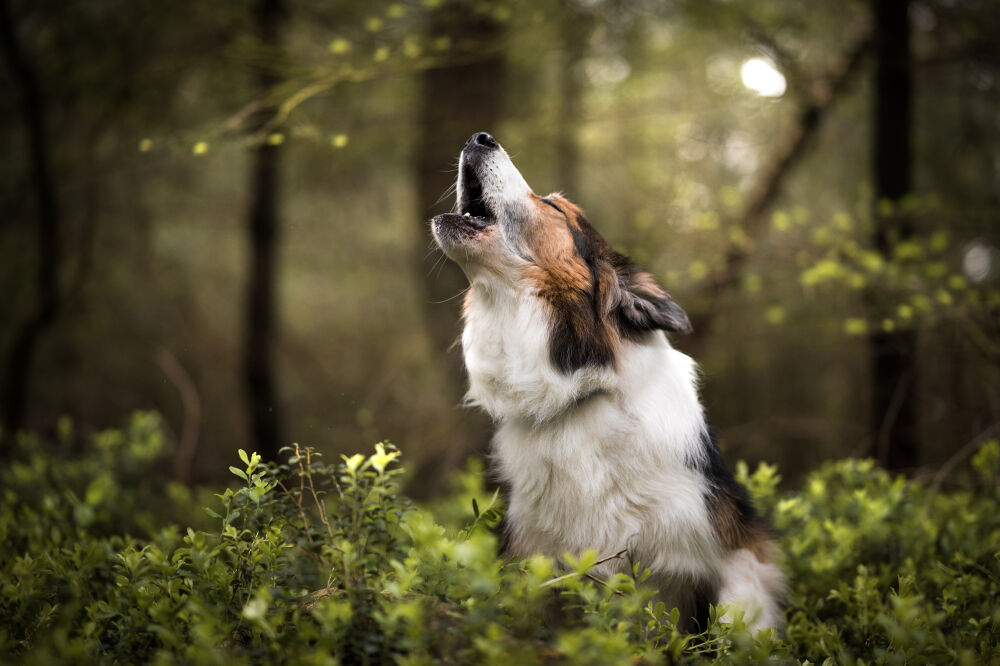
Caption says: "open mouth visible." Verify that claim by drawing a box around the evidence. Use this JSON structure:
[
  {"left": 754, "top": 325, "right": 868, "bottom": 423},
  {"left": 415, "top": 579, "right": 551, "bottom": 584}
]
[
  {"left": 431, "top": 143, "right": 501, "bottom": 244},
  {"left": 432, "top": 164, "right": 494, "bottom": 238},
  {"left": 462, "top": 175, "right": 490, "bottom": 218},
  {"left": 458, "top": 162, "right": 494, "bottom": 228}
]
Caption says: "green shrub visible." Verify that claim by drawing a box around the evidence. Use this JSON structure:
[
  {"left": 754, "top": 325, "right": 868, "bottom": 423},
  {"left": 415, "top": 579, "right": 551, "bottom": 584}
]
[{"left": 1, "top": 414, "right": 998, "bottom": 664}]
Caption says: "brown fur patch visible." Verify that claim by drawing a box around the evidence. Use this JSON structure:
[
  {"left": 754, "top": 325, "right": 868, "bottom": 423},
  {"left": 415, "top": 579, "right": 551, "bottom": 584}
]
[
  {"left": 707, "top": 490, "right": 774, "bottom": 562},
  {"left": 522, "top": 195, "right": 622, "bottom": 371},
  {"left": 519, "top": 193, "right": 691, "bottom": 372}
]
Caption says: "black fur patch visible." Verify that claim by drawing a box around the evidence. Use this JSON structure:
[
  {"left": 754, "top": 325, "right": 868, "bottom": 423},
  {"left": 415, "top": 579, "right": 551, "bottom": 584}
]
[
  {"left": 548, "top": 303, "right": 618, "bottom": 372},
  {"left": 544, "top": 210, "right": 691, "bottom": 374},
  {"left": 689, "top": 576, "right": 720, "bottom": 633},
  {"left": 644, "top": 570, "right": 720, "bottom": 633},
  {"left": 695, "top": 425, "right": 770, "bottom": 552}
]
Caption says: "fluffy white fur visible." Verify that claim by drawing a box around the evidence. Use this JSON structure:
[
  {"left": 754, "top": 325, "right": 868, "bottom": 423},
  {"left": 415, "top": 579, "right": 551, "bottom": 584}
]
[
  {"left": 717, "top": 548, "right": 786, "bottom": 630},
  {"left": 468, "top": 287, "right": 783, "bottom": 631}
]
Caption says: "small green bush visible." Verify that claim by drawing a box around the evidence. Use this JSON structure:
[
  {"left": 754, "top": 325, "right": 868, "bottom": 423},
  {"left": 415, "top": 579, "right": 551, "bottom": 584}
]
[{"left": 1, "top": 413, "right": 998, "bottom": 664}]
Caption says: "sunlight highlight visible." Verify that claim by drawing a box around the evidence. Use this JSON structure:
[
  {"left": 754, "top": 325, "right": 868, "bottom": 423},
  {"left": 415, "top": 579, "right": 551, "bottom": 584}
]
[
  {"left": 741, "top": 57, "right": 786, "bottom": 97},
  {"left": 963, "top": 241, "right": 993, "bottom": 283}
]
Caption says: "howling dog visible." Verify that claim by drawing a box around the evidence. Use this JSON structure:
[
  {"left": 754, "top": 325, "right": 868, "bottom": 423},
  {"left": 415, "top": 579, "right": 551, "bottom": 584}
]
[{"left": 431, "top": 132, "right": 784, "bottom": 632}]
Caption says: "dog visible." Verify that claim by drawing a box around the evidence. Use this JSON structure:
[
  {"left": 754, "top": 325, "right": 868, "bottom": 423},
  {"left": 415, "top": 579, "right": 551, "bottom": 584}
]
[{"left": 431, "top": 132, "right": 784, "bottom": 633}]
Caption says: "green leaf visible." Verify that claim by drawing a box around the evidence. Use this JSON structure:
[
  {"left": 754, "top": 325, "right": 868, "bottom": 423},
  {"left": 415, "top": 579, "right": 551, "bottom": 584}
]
[
  {"left": 229, "top": 466, "right": 248, "bottom": 481},
  {"left": 238, "top": 449, "right": 250, "bottom": 466}
]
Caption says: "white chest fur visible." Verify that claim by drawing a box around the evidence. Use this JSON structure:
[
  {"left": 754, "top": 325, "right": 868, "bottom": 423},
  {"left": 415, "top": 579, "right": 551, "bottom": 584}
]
[
  {"left": 461, "top": 281, "right": 612, "bottom": 424},
  {"left": 462, "top": 285, "right": 722, "bottom": 581}
]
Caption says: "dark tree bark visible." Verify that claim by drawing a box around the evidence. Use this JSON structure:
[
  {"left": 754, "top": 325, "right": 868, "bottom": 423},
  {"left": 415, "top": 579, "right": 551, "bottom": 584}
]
[
  {"left": 416, "top": 11, "right": 506, "bottom": 360},
  {"left": 869, "top": 0, "right": 918, "bottom": 469},
  {"left": 412, "top": 7, "right": 506, "bottom": 487},
  {"left": 554, "top": 11, "right": 593, "bottom": 198},
  {"left": 243, "top": 0, "right": 286, "bottom": 463},
  {"left": 0, "top": 0, "right": 62, "bottom": 447}
]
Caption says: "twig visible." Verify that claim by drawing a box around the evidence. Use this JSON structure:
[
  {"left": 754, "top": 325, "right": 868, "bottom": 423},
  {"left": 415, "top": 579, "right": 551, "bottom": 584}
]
[
  {"left": 156, "top": 347, "right": 201, "bottom": 485},
  {"left": 303, "top": 448, "right": 335, "bottom": 539},
  {"left": 295, "top": 444, "right": 306, "bottom": 514},
  {"left": 928, "top": 422, "right": 1000, "bottom": 494},
  {"left": 273, "top": 475, "right": 313, "bottom": 543},
  {"left": 539, "top": 548, "right": 630, "bottom": 588},
  {"left": 957, "top": 316, "right": 1000, "bottom": 361},
  {"left": 594, "top": 548, "right": 630, "bottom": 567},
  {"left": 875, "top": 370, "right": 912, "bottom": 467},
  {"left": 584, "top": 572, "right": 627, "bottom": 596},
  {"left": 224, "top": 48, "right": 506, "bottom": 141}
]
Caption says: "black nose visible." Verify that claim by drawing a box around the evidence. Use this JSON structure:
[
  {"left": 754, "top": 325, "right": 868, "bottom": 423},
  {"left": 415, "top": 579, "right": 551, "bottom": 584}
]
[{"left": 466, "top": 132, "right": 498, "bottom": 149}]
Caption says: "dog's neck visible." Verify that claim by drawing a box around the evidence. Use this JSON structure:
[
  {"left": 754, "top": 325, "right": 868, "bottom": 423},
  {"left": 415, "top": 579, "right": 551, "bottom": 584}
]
[
  {"left": 462, "top": 274, "right": 706, "bottom": 460},
  {"left": 459, "top": 281, "right": 614, "bottom": 425},
  {"left": 460, "top": 281, "right": 705, "bottom": 448}
]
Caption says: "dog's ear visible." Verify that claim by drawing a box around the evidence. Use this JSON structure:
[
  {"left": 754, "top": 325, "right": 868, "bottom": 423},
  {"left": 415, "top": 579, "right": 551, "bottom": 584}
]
[
  {"left": 604, "top": 263, "right": 692, "bottom": 336},
  {"left": 567, "top": 209, "right": 692, "bottom": 337}
]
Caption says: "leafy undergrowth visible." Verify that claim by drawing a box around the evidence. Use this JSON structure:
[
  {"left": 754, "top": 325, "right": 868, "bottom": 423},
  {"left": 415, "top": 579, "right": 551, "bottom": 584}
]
[{"left": 2, "top": 412, "right": 998, "bottom": 664}]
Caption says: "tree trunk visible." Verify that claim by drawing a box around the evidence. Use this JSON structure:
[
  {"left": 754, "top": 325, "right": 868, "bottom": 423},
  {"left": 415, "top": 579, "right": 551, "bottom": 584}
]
[
  {"left": 554, "top": 11, "right": 592, "bottom": 198},
  {"left": 869, "top": 0, "right": 918, "bottom": 470},
  {"left": 0, "top": 0, "right": 62, "bottom": 447},
  {"left": 412, "top": 8, "right": 506, "bottom": 487},
  {"left": 243, "top": 0, "right": 285, "bottom": 463}
]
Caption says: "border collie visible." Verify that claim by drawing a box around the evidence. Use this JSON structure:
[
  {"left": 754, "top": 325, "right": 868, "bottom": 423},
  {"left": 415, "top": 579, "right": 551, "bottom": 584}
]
[{"left": 431, "top": 132, "right": 784, "bottom": 632}]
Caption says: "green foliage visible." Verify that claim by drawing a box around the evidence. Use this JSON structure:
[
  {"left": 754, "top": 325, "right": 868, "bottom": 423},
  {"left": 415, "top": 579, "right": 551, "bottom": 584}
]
[
  {"left": 2, "top": 415, "right": 999, "bottom": 664},
  {"left": 721, "top": 194, "right": 1000, "bottom": 340},
  {"left": 766, "top": 458, "right": 1000, "bottom": 663}
]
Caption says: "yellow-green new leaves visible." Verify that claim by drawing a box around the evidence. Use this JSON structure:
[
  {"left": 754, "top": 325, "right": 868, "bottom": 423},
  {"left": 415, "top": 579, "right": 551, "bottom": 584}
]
[
  {"left": 341, "top": 441, "right": 401, "bottom": 477},
  {"left": 971, "top": 439, "right": 999, "bottom": 481},
  {"left": 342, "top": 453, "right": 365, "bottom": 475},
  {"left": 371, "top": 442, "right": 401, "bottom": 473}
]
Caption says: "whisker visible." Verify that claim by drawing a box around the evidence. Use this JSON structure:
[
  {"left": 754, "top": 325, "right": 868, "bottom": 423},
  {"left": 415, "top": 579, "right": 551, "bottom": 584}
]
[
  {"left": 428, "top": 284, "right": 470, "bottom": 305},
  {"left": 430, "top": 253, "right": 448, "bottom": 278},
  {"left": 425, "top": 247, "right": 445, "bottom": 273},
  {"left": 434, "top": 181, "right": 458, "bottom": 207}
]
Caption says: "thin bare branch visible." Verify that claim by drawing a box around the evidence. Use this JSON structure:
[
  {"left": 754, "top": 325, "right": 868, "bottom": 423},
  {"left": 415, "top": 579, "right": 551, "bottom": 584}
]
[
  {"left": 694, "top": 26, "right": 873, "bottom": 332},
  {"left": 539, "top": 548, "right": 630, "bottom": 588},
  {"left": 156, "top": 347, "right": 202, "bottom": 485}
]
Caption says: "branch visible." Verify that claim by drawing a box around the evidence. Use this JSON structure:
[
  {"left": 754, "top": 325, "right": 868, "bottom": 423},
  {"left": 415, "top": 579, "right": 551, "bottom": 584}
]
[
  {"left": 693, "top": 26, "right": 873, "bottom": 333},
  {"left": 539, "top": 548, "right": 630, "bottom": 588},
  {"left": 156, "top": 347, "right": 201, "bottom": 484},
  {"left": 926, "top": 421, "right": 1000, "bottom": 497},
  {"left": 221, "top": 45, "right": 506, "bottom": 142}
]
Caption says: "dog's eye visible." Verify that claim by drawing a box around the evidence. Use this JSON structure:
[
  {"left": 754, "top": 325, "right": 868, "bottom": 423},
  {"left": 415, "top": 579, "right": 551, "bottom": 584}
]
[{"left": 541, "top": 198, "right": 566, "bottom": 217}]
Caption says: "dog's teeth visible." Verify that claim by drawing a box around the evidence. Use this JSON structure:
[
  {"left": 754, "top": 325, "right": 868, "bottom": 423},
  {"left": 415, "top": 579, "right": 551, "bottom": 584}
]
[{"left": 464, "top": 212, "right": 471, "bottom": 218}]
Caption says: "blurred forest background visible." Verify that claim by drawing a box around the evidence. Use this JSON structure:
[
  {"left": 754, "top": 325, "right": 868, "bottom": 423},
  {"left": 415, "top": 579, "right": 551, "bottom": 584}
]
[{"left": 1, "top": 0, "right": 998, "bottom": 495}]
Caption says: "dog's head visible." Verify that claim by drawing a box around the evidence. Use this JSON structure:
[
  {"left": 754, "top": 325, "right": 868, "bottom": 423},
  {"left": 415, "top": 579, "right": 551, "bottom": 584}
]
[{"left": 432, "top": 132, "right": 691, "bottom": 373}]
